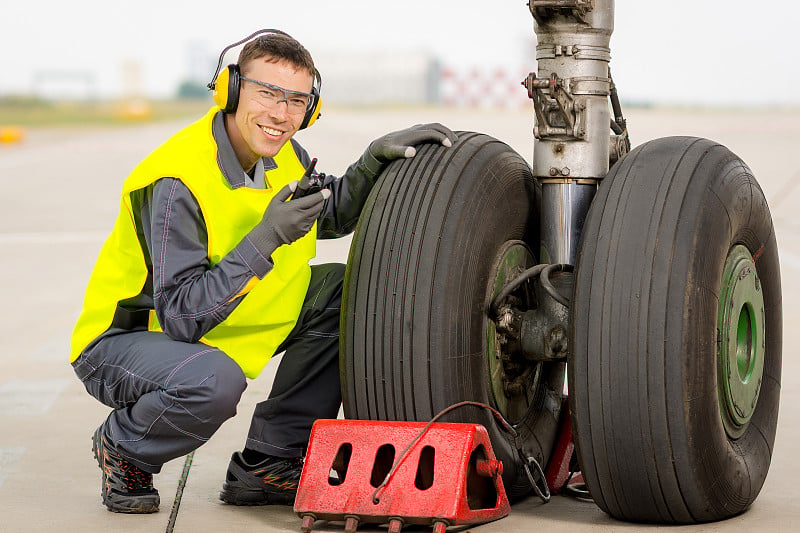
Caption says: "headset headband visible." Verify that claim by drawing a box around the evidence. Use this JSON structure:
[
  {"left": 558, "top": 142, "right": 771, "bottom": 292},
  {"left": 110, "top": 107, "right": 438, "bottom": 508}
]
[{"left": 207, "top": 29, "right": 293, "bottom": 91}]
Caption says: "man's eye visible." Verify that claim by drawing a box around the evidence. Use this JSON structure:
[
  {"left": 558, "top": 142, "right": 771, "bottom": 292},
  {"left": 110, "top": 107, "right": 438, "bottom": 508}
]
[
  {"left": 261, "top": 89, "right": 280, "bottom": 100},
  {"left": 289, "top": 97, "right": 309, "bottom": 108}
]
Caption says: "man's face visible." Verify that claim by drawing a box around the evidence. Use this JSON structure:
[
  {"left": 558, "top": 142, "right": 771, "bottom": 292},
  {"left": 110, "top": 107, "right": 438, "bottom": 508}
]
[{"left": 227, "top": 58, "right": 314, "bottom": 171}]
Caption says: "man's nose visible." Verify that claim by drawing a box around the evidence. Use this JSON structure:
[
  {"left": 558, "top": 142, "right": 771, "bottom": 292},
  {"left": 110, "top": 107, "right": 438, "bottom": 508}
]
[{"left": 269, "top": 99, "right": 289, "bottom": 120}]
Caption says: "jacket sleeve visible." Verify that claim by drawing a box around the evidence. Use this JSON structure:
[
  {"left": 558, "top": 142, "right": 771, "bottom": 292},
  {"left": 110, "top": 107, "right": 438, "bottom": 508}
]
[
  {"left": 141, "top": 178, "right": 275, "bottom": 343},
  {"left": 290, "top": 139, "right": 385, "bottom": 239}
]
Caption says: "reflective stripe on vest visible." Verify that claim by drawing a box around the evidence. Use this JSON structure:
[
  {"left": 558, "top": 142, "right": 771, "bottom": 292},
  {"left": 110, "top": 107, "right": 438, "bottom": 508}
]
[{"left": 70, "top": 107, "right": 315, "bottom": 378}]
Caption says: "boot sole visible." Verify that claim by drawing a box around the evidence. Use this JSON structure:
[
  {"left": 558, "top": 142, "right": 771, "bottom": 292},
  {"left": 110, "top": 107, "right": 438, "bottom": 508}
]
[{"left": 219, "top": 483, "right": 295, "bottom": 506}]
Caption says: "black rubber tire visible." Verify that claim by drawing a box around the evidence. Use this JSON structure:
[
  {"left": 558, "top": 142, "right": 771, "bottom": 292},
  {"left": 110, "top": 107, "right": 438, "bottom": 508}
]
[
  {"left": 341, "top": 132, "right": 565, "bottom": 500},
  {"left": 570, "top": 136, "right": 782, "bottom": 523}
]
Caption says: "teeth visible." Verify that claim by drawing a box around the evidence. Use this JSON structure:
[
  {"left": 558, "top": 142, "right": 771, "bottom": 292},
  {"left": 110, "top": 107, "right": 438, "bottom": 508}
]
[{"left": 261, "top": 126, "right": 282, "bottom": 136}]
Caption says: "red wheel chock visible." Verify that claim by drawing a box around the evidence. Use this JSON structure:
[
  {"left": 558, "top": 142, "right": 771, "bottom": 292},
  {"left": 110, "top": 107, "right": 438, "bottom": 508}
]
[
  {"left": 294, "top": 419, "right": 510, "bottom": 533},
  {"left": 544, "top": 396, "right": 575, "bottom": 494}
]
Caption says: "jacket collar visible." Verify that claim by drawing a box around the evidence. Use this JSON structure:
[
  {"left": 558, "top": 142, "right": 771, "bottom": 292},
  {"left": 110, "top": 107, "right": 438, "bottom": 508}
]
[{"left": 211, "top": 110, "right": 278, "bottom": 189}]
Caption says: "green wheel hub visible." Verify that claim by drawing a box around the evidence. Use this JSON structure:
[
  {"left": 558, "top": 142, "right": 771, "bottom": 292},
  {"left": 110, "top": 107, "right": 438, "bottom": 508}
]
[
  {"left": 717, "top": 245, "right": 765, "bottom": 439},
  {"left": 486, "top": 241, "right": 536, "bottom": 423}
]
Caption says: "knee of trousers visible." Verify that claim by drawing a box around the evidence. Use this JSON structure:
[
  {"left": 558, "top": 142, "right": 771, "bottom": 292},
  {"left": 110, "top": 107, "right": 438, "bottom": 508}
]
[{"left": 176, "top": 352, "right": 247, "bottom": 427}]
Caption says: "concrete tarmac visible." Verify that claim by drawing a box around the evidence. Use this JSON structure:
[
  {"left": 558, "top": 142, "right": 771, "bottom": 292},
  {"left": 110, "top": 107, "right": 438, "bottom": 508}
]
[{"left": 1, "top": 105, "right": 798, "bottom": 532}]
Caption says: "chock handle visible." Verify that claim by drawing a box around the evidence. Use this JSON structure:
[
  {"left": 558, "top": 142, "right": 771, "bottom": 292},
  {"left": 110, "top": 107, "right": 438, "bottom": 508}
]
[{"left": 476, "top": 459, "right": 503, "bottom": 478}]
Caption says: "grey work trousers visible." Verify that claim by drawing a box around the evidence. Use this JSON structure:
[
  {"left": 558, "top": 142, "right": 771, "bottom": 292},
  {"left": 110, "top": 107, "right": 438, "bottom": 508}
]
[{"left": 72, "top": 263, "right": 344, "bottom": 474}]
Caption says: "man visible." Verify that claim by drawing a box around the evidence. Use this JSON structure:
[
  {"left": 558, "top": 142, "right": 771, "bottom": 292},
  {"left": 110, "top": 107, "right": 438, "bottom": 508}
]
[{"left": 69, "top": 30, "right": 457, "bottom": 514}]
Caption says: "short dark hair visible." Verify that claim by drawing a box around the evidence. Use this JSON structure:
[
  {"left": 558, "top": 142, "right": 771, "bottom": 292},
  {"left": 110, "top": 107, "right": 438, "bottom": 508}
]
[{"left": 238, "top": 32, "right": 316, "bottom": 79}]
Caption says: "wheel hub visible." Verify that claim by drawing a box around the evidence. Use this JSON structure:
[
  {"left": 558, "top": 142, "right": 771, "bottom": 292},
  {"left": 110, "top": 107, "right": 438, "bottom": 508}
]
[
  {"left": 486, "top": 241, "right": 539, "bottom": 423},
  {"left": 717, "top": 244, "right": 765, "bottom": 438}
]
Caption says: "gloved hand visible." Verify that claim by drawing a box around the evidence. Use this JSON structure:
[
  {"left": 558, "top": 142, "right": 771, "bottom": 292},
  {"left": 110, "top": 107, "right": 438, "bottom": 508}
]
[
  {"left": 249, "top": 182, "right": 331, "bottom": 255},
  {"left": 368, "top": 123, "right": 458, "bottom": 162}
]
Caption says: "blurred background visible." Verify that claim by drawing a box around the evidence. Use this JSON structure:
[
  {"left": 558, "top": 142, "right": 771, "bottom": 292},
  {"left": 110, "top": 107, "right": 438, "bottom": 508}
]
[{"left": 1, "top": 0, "right": 798, "bottom": 130}]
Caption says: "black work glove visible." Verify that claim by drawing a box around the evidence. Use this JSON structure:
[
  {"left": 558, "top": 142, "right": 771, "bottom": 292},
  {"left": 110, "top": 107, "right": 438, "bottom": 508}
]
[
  {"left": 368, "top": 123, "right": 458, "bottom": 163},
  {"left": 248, "top": 182, "right": 330, "bottom": 256}
]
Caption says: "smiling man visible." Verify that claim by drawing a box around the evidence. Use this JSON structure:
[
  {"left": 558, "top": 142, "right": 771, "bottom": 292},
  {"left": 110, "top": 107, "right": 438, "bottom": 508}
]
[
  {"left": 69, "top": 30, "right": 457, "bottom": 514},
  {"left": 227, "top": 46, "right": 315, "bottom": 166}
]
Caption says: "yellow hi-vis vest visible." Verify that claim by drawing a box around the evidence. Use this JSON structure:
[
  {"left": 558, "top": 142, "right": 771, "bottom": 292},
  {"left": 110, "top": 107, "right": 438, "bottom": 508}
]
[{"left": 70, "top": 106, "right": 315, "bottom": 378}]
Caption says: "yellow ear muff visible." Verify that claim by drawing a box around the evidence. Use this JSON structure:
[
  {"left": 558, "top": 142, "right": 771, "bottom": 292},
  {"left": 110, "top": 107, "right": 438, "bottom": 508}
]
[
  {"left": 211, "top": 67, "right": 230, "bottom": 110},
  {"left": 298, "top": 70, "right": 322, "bottom": 130},
  {"left": 212, "top": 65, "right": 241, "bottom": 114},
  {"left": 300, "top": 94, "right": 322, "bottom": 130}
]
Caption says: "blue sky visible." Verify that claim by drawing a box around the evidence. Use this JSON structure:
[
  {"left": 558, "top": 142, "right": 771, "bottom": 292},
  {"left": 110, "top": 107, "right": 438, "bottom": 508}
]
[{"left": 2, "top": 0, "right": 797, "bottom": 106}]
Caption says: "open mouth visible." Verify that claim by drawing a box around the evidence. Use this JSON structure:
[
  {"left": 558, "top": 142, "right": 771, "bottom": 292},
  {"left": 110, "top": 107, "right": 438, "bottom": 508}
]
[{"left": 259, "top": 125, "right": 284, "bottom": 139}]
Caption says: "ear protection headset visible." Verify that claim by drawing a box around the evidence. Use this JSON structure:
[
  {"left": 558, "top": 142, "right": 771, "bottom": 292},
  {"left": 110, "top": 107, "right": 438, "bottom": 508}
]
[{"left": 207, "top": 29, "right": 322, "bottom": 130}]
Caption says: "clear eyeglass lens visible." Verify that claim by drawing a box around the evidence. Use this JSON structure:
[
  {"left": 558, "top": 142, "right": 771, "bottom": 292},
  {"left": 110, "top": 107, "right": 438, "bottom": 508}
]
[
  {"left": 258, "top": 89, "right": 309, "bottom": 113},
  {"left": 243, "top": 77, "right": 311, "bottom": 115}
]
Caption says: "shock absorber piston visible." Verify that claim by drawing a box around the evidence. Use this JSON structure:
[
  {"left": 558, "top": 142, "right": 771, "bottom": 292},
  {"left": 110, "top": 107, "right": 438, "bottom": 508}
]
[{"left": 526, "top": 0, "right": 615, "bottom": 265}]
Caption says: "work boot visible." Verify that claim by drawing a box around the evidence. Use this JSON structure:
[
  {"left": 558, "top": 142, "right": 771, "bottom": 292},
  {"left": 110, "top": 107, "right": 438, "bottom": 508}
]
[
  {"left": 219, "top": 451, "right": 304, "bottom": 505},
  {"left": 92, "top": 426, "right": 160, "bottom": 513}
]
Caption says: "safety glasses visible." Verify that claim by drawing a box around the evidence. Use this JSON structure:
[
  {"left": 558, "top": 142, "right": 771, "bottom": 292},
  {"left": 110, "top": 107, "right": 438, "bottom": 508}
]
[{"left": 240, "top": 76, "right": 315, "bottom": 115}]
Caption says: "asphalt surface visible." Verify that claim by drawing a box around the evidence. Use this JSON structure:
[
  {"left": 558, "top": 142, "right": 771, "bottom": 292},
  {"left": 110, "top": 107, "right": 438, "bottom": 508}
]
[{"left": 1, "top": 105, "right": 798, "bottom": 532}]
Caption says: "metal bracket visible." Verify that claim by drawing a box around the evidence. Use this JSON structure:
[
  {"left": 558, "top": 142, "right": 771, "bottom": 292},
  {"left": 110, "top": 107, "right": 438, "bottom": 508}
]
[
  {"left": 609, "top": 131, "right": 630, "bottom": 166},
  {"left": 523, "top": 72, "right": 587, "bottom": 140},
  {"left": 608, "top": 69, "right": 631, "bottom": 165}
]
